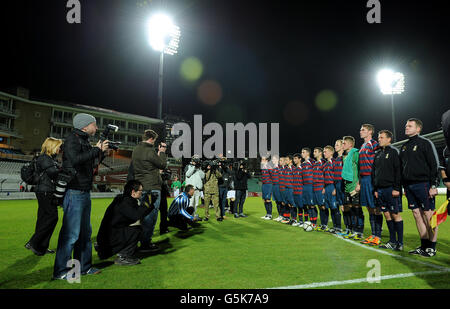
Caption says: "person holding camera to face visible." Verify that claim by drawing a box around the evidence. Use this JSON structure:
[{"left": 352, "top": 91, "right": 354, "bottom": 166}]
[
  {"left": 217, "top": 158, "right": 231, "bottom": 218},
  {"left": 96, "top": 180, "right": 155, "bottom": 266},
  {"left": 25, "top": 137, "right": 63, "bottom": 256},
  {"left": 184, "top": 156, "right": 205, "bottom": 220},
  {"left": 53, "top": 113, "right": 109, "bottom": 280},
  {"left": 203, "top": 161, "right": 223, "bottom": 221},
  {"left": 131, "top": 129, "right": 167, "bottom": 252},
  {"left": 234, "top": 161, "right": 251, "bottom": 218}
]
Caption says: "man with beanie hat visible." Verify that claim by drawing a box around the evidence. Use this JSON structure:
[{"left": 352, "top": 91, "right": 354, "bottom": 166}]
[{"left": 53, "top": 113, "right": 109, "bottom": 280}]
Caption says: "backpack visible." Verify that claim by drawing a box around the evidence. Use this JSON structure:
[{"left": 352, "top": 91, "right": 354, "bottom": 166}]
[{"left": 20, "top": 155, "right": 43, "bottom": 185}]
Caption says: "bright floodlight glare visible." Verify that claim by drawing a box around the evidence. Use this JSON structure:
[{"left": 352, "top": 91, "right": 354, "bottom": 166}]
[
  {"left": 377, "top": 69, "right": 405, "bottom": 95},
  {"left": 146, "top": 13, "right": 181, "bottom": 55}
]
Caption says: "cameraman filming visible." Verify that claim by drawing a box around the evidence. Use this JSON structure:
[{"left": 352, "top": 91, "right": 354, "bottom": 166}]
[
  {"left": 131, "top": 129, "right": 167, "bottom": 252},
  {"left": 203, "top": 160, "right": 223, "bottom": 221},
  {"left": 185, "top": 156, "right": 205, "bottom": 220},
  {"left": 53, "top": 113, "right": 109, "bottom": 280}
]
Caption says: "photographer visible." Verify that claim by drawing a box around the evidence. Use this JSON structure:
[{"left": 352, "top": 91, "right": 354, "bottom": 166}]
[
  {"left": 53, "top": 113, "right": 109, "bottom": 280},
  {"left": 25, "top": 137, "right": 63, "bottom": 256},
  {"left": 96, "top": 180, "right": 154, "bottom": 266},
  {"left": 184, "top": 156, "right": 205, "bottom": 220},
  {"left": 218, "top": 159, "right": 231, "bottom": 218},
  {"left": 168, "top": 185, "right": 197, "bottom": 231},
  {"left": 234, "top": 161, "right": 251, "bottom": 218},
  {"left": 131, "top": 129, "right": 167, "bottom": 252},
  {"left": 203, "top": 160, "right": 223, "bottom": 221}
]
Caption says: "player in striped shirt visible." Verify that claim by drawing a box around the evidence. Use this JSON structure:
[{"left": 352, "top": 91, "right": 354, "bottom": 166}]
[
  {"left": 313, "top": 147, "right": 326, "bottom": 231},
  {"left": 333, "top": 139, "right": 345, "bottom": 234},
  {"left": 323, "top": 145, "right": 341, "bottom": 233},
  {"left": 278, "top": 156, "right": 290, "bottom": 222},
  {"left": 284, "top": 155, "right": 297, "bottom": 225},
  {"left": 292, "top": 153, "right": 306, "bottom": 227},
  {"left": 168, "top": 185, "right": 197, "bottom": 231},
  {"left": 301, "top": 148, "right": 315, "bottom": 227},
  {"left": 358, "top": 124, "right": 382, "bottom": 246},
  {"left": 260, "top": 156, "right": 273, "bottom": 220},
  {"left": 271, "top": 155, "right": 283, "bottom": 221}
]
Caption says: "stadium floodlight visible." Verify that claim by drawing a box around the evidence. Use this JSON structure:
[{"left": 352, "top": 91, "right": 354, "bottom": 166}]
[
  {"left": 376, "top": 69, "right": 405, "bottom": 142},
  {"left": 146, "top": 13, "right": 181, "bottom": 119}
]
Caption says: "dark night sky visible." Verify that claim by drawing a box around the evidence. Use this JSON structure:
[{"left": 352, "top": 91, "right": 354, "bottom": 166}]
[{"left": 1, "top": 0, "right": 449, "bottom": 155}]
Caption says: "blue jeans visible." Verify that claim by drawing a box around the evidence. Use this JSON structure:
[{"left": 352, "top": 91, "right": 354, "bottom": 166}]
[
  {"left": 235, "top": 190, "right": 246, "bottom": 214},
  {"left": 53, "top": 189, "right": 93, "bottom": 277},
  {"left": 140, "top": 190, "right": 161, "bottom": 246},
  {"left": 219, "top": 187, "right": 228, "bottom": 217}
]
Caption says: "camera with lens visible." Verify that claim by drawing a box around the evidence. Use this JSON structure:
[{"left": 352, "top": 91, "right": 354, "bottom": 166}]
[
  {"left": 161, "top": 168, "right": 172, "bottom": 181},
  {"left": 52, "top": 171, "right": 74, "bottom": 206},
  {"left": 190, "top": 156, "right": 202, "bottom": 168},
  {"left": 101, "top": 124, "right": 121, "bottom": 151},
  {"left": 203, "top": 159, "right": 220, "bottom": 171}
]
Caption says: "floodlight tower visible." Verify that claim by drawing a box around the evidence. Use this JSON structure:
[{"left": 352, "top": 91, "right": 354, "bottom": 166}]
[
  {"left": 376, "top": 69, "right": 405, "bottom": 142},
  {"left": 146, "top": 13, "right": 181, "bottom": 119}
]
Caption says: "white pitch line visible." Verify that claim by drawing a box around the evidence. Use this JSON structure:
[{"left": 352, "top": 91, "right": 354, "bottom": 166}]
[{"left": 270, "top": 269, "right": 450, "bottom": 289}]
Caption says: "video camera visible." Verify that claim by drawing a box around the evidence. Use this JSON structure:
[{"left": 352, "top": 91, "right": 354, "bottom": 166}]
[
  {"left": 100, "top": 124, "right": 121, "bottom": 151},
  {"left": 202, "top": 158, "right": 220, "bottom": 171}
]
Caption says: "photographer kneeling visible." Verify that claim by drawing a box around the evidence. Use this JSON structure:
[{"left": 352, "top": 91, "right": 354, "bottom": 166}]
[
  {"left": 25, "top": 137, "right": 63, "bottom": 256},
  {"left": 96, "top": 180, "right": 154, "bottom": 266},
  {"left": 168, "top": 185, "right": 198, "bottom": 231}
]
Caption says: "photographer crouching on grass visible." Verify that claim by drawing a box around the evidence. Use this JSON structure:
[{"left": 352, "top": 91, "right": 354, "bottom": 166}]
[
  {"left": 96, "top": 180, "right": 155, "bottom": 266},
  {"left": 53, "top": 113, "right": 109, "bottom": 280}
]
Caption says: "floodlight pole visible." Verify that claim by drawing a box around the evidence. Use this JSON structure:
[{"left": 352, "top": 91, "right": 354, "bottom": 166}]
[
  {"left": 157, "top": 51, "right": 164, "bottom": 120},
  {"left": 391, "top": 92, "right": 396, "bottom": 142}
]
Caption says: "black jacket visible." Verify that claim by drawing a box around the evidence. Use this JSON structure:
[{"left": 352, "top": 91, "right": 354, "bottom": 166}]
[
  {"left": 399, "top": 134, "right": 440, "bottom": 187},
  {"left": 35, "top": 154, "right": 61, "bottom": 192},
  {"left": 62, "top": 129, "right": 103, "bottom": 191},
  {"left": 96, "top": 195, "right": 153, "bottom": 259},
  {"left": 234, "top": 168, "right": 250, "bottom": 190},
  {"left": 218, "top": 166, "right": 232, "bottom": 189},
  {"left": 372, "top": 145, "right": 401, "bottom": 192}
]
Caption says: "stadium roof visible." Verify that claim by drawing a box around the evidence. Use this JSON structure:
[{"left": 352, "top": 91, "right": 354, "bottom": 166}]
[{"left": 0, "top": 90, "right": 163, "bottom": 125}]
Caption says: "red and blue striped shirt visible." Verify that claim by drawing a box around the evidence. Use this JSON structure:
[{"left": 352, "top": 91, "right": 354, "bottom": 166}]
[
  {"left": 279, "top": 166, "right": 286, "bottom": 190},
  {"left": 323, "top": 159, "right": 335, "bottom": 185},
  {"left": 292, "top": 165, "right": 303, "bottom": 194},
  {"left": 261, "top": 164, "right": 272, "bottom": 184},
  {"left": 283, "top": 165, "right": 295, "bottom": 189},
  {"left": 313, "top": 158, "right": 325, "bottom": 191},
  {"left": 333, "top": 155, "right": 343, "bottom": 181},
  {"left": 359, "top": 139, "right": 380, "bottom": 176},
  {"left": 271, "top": 166, "right": 280, "bottom": 185},
  {"left": 302, "top": 159, "right": 314, "bottom": 185}
]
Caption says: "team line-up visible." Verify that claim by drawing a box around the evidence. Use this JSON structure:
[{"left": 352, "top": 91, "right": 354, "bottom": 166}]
[{"left": 258, "top": 119, "right": 441, "bottom": 258}]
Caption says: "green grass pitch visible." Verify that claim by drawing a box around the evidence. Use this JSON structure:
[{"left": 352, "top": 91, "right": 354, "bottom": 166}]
[{"left": 0, "top": 196, "right": 449, "bottom": 289}]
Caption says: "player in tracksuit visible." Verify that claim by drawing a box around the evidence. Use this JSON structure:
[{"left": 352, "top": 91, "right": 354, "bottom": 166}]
[
  {"left": 358, "top": 124, "right": 382, "bottom": 246},
  {"left": 323, "top": 145, "right": 341, "bottom": 233},
  {"left": 271, "top": 155, "right": 283, "bottom": 221},
  {"left": 313, "top": 147, "right": 326, "bottom": 231},
  {"left": 400, "top": 118, "right": 440, "bottom": 257},
  {"left": 293, "top": 153, "right": 305, "bottom": 227},
  {"left": 283, "top": 155, "right": 297, "bottom": 225},
  {"left": 372, "top": 130, "right": 403, "bottom": 251},
  {"left": 333, "top": 139, "right": 345, "bottom": 234},
  {"left": 260, "top": 156, "right": 273, "bottom": 220},
  {"left": 301, "top": 148, "right": 315, "bottom": 227}
]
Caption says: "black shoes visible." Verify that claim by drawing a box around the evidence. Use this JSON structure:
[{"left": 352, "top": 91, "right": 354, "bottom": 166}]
[
  {"left": 138, "top": 243, "right": 159, "bottom": 252},
  {"left": 25, "top": 242, "right": 45, "bottom": 256},
  {"left": 217, "top": 217, "right": 223, "bottom": 222},
  {"left": 115, "top": 255, "right": 141, "bottom": 266}
]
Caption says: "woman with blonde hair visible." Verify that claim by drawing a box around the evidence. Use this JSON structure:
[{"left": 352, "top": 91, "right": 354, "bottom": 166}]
[{"left": 25, "top": 137, "right": 62, "bottom": 256}]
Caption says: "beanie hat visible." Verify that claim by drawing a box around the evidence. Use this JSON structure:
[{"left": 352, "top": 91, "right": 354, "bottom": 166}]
[{"left": 73, "top": 113, "right": 96, "bottom": 130}]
